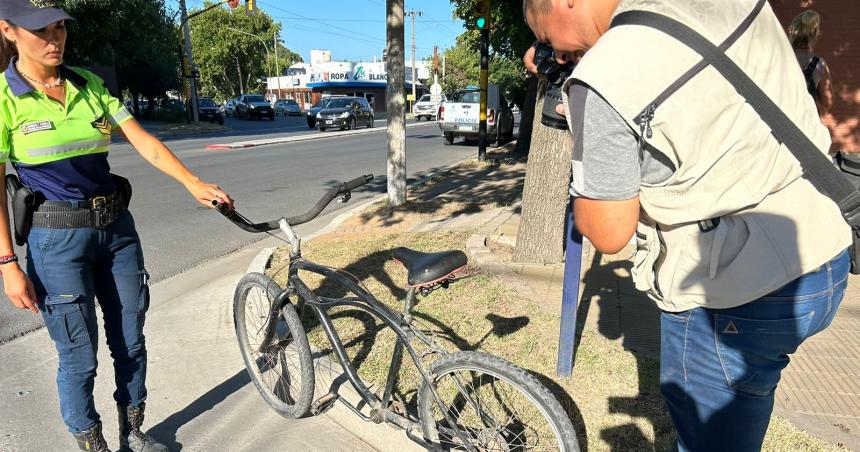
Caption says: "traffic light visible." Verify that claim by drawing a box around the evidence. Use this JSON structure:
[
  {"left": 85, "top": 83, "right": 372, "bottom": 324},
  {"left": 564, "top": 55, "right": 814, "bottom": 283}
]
[
  {"left": 245, "top": 0, "right": 257, "bottom": 15},
  {"left": 473, "top": 0, "right": 490, "bottom": 30}
]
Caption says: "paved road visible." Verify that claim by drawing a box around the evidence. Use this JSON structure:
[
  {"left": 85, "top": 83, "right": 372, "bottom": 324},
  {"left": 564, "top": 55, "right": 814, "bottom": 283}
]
[{"left": 0, "top": 120, "right": 479, "bottom": 343}]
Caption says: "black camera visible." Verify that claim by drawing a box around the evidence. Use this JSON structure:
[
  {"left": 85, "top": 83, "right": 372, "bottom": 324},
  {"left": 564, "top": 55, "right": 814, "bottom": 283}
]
[{"left": 533, "top": 43, "right": 575, "bottom": 130}]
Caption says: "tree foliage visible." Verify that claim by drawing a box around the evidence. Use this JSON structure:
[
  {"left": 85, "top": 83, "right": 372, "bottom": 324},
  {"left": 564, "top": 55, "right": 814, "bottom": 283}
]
[
  {"left": 440, "top": 32, "right": 527, "bottom": 105},
  {"left": 188, "top": 2, "right": 293, "bottom": 101},
  {"left": 450, "top": 0, "right": 534, "bottom": 60},
  {"left": 59, "top": 0, "right": 181, "bottom": 101}
]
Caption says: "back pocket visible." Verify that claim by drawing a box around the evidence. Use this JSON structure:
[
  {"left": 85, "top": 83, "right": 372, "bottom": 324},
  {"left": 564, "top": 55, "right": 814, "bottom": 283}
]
[{"left": 714, "top": 311, "right": 814, "bottom": 397}]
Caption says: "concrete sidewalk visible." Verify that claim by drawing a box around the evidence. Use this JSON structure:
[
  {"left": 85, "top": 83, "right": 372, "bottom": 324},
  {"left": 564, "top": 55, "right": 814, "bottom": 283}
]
[
  {"left": 473, "top": 209, "right": 860, "bottom": 449},
  {"left": 0, "top": 245, "right": 375, "bottom": 452}
]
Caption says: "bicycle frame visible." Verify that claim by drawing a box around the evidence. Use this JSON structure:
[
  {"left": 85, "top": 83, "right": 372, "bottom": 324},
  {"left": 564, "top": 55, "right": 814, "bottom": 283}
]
[{"left": 239, "top": 213, "right": 478, "bottom": 450}]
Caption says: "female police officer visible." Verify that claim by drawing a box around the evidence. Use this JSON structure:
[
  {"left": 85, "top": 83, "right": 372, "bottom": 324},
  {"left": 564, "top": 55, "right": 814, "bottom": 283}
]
[{"left": 0, "top": 1, "right": 233, "bottom": 451}]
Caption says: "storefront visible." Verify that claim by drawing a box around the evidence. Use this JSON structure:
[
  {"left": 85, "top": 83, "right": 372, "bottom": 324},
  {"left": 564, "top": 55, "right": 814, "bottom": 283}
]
[{"left": 268, "top": 61, "right": 426, "bottom": 113}]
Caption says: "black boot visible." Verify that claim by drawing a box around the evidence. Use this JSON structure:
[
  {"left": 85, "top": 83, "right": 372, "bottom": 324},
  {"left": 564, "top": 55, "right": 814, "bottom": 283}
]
[
  {"left": 72, "top": 422, "right": 112, "bottom": 452},
  {"left": 117, "top": 404, "right": 168, "bottom": 452}
]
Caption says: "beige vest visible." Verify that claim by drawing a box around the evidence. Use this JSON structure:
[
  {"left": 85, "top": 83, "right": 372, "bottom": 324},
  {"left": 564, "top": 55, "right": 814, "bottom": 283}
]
[{"left": 563, "top": 0, "right": 851, "bottom": 311}]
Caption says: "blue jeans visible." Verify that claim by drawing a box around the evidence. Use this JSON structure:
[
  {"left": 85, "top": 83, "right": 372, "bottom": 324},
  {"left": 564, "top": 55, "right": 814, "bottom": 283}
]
[
  {"left": 28, "top": 209, "right": 150, "bottom": 433},
  {"left": 660, "top": 249, "right": 848, "bottom": 451}
]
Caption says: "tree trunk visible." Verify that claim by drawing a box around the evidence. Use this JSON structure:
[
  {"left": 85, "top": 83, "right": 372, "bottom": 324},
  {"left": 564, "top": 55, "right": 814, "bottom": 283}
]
[
  {"left": 512, "top": 80, "right": 574, "bottom": 264},
  {"left": 386, "top": 0, "right": 406, "bottom": 206},
  {"left": 515, "top": 76, "right": 539, "bottom": 154}
]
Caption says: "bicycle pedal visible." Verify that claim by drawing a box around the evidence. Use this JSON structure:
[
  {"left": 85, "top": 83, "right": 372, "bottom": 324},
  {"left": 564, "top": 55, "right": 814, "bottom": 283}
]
[{"left": 311, "top": 392, "right": 339, "bottom": 415}]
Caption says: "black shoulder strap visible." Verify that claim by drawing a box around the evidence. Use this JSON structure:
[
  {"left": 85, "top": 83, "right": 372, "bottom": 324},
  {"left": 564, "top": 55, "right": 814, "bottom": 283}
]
[
  {"left": 611, "top": 9, "right": 860, "bottom": 224},
  {"left": 803, "top": 56, "right": 820, "bottom": 77}
]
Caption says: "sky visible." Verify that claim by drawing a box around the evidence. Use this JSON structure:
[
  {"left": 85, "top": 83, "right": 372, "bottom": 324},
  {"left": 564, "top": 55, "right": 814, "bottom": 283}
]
[{"left": 173, "top": 0, "right": 465, "bottom": 63}]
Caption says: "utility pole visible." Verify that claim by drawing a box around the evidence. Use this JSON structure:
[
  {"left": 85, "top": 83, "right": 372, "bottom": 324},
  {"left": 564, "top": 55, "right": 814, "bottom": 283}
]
[
  {"left": 406, "top": 9, "right": 423, "bottom": 114},
  {"left": 386, "top": 0, "right": 406, "bottom": 206},
  {"left": 179, "top": 0, "right": 199, "bottom": 123},
  {"left": 274, "top": 30, "right": 281, "bottom": 99}
]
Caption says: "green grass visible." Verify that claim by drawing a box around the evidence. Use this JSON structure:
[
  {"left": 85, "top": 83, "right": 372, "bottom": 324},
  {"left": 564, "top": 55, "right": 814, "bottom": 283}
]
[{"left": 267, "top": 230, "right": 847, "bottom": 451}]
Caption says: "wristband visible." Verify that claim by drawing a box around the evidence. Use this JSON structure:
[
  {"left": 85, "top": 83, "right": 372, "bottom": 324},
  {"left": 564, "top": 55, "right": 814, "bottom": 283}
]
[{"left": 0, "top": 254, "right": 19, "bottom": 265}]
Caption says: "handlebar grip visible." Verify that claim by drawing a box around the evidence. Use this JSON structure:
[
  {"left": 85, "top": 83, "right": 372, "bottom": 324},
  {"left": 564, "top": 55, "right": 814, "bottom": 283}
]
[
  {"left": 340, "top": 174, "right": 374, "bottom": 193},
  {"left": 212, "top": 199, "right": 232, "bottom": 215}
]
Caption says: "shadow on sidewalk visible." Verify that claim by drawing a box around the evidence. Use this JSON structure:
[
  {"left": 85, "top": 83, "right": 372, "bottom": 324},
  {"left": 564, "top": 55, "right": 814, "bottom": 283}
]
[
  {"left": 574, "top": 250, "right": 674, "bottom": 450},
  {"left": 148, "top": 370, "right": 251, "bottom": 451}
]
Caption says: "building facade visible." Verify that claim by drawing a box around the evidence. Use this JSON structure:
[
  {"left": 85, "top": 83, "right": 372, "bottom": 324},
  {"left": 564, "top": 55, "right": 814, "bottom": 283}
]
[{"left": 266, "top": 60, "right": 430, "bottom": 113}]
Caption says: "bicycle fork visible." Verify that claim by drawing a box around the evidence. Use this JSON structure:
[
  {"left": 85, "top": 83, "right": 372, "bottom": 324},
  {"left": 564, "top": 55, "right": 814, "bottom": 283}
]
[{"left": 257, "top": 289, "right": 292, "bottom": 354}]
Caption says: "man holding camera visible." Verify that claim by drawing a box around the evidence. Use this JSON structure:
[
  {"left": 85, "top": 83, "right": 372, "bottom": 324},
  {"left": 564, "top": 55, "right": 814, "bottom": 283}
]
[{"left": 523, "top": 0, "right": 851, "bottom": 450}]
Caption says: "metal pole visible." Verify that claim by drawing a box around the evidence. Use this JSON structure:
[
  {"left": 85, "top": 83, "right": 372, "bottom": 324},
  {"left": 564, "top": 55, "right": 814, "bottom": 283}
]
[
  {"left": 406, "top": 9, "right": 422, "bottom": 115},
  {"left": 179, "top": 0, "right": 199, "bottom": 123},
  {"left": 478, "top": 27, "right": 489, "bottom": 161},
  {"left": 274, "top": 30, "right": 280, "bottom": 99}
]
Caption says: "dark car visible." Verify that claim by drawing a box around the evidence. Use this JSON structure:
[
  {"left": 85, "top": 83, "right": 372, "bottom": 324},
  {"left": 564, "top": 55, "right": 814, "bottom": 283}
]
[
  {"left": 236, "top": 94, "right": 274, "bottom": 120},
  {"left": 316, "top": 97, "right": 374, "bottom": 132},
  {"left": 306, "top": 97, "right": 335, "bottom": 128},
  {"left": 194, "top": 97, "right": 224, "bottom": 125}
]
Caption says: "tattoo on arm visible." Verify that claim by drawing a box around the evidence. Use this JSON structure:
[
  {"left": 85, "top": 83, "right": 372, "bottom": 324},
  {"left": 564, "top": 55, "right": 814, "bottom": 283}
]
[{"left": 150, "top": 145, "right": 161, "bottom": 165}]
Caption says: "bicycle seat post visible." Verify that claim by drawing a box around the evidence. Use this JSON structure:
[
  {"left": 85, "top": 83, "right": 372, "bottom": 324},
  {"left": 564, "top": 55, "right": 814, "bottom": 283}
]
[
  {"left": 401, "top": 287, "right": 417, "bottom": 320},
  {"left": 278, "top": 218, "right": 302, "bottom": 257}
]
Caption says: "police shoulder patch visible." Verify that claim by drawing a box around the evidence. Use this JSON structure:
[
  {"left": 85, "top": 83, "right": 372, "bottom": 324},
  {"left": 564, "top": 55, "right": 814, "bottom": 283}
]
[
  {"left": 20, "top": 120, "right": 54, "bottom": 135},
  {"left": 91, "top": 116, "right": 112, "bottom": 135}
]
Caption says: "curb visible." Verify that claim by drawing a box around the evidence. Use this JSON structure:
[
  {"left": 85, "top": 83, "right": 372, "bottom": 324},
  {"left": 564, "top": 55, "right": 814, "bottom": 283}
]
[
  {"left": 206, "top": 121, "right": 436, "bottom": 150},
  {"left": 463, "top": 202, "right": 552, "bottom": 305}
]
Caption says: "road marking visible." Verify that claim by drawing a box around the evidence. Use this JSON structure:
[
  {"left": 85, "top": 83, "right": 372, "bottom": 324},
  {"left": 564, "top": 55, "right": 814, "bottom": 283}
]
[{"left": 206, "top": 121, "right": 437, "bottom": 150}]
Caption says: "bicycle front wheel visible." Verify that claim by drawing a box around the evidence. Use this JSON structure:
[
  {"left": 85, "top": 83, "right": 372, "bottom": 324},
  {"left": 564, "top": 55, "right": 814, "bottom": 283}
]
[
  {"left": 234, "top": 272, "right": 314, "bottom": 418},
  {"left": 418, "top": 351, "right": 579, "bottom": 451}
]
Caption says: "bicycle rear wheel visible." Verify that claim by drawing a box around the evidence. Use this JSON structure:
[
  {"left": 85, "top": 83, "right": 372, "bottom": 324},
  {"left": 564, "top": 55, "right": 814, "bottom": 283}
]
[
  {"left": 234, "top": 272, "right": 314, "bottom": 418},
  {"left": 418, "top": 351, "right": 579, "bottom": 451}
]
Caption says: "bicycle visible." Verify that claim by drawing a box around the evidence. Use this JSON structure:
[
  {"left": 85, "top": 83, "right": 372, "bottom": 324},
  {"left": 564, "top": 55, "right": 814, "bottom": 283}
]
[{"left": 215, "top": 175, "right": 579, "bottom": 451}]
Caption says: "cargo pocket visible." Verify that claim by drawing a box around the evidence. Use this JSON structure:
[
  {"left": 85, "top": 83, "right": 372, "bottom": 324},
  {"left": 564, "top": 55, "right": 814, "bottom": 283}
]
[
  {"left": 714, "top": 311, "right": 815, "bottom": 397},
  {"left": 42, "top": 295, "right": 93, "bottom": 349},
  {"left": 139, "top": 269, "right": 151, "bottom": 313}
]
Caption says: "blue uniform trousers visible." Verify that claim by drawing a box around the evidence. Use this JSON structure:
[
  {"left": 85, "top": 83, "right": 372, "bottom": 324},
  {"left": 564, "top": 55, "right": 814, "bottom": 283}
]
[
  {"left": 660, "top": 249, "right": 848, "bottom": 451},
  {"left": 28, "top": 209, "right": 149, "bottom": 433}
]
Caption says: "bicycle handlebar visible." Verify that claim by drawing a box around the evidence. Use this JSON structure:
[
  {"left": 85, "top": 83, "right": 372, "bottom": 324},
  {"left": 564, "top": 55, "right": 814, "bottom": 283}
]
[{"left": 213, "top": 174, "right": 374, "bottom": 233}]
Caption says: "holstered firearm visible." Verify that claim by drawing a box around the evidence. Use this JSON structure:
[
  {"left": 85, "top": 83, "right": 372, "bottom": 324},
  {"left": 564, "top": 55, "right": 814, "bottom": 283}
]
[
  {"left": 110, "top": 173, "right": 132, "bottom": 209},
  {"left": 5, "top": 174, "right": 35, "bottom": 246}
]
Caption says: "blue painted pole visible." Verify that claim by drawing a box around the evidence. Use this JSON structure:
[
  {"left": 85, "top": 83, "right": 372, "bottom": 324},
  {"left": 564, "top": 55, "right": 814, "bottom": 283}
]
[{"left": 557, "top": 200, "right": 583, "bottom": 377}]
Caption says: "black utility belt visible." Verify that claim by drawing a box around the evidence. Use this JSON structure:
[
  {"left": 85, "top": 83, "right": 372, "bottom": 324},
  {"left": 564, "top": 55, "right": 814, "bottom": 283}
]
[{"left": 33, "top": 192, "right": 126, "bottom": 229}]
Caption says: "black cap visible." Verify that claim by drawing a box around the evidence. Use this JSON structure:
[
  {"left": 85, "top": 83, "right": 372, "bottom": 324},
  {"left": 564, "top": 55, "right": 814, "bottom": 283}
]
[{"left": 0, "top": 0, "right": 75, "bottom": 31}]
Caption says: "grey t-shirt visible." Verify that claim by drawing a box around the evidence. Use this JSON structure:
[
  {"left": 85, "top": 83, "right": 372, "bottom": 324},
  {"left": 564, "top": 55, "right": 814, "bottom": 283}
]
[{"left": 567, "top": 82, "right": 674, "bottom": 200}]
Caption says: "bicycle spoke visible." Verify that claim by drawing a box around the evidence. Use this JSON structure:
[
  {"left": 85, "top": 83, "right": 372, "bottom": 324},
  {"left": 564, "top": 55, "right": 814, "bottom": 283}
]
[{"left": 428, "top": 368, "right": 562, "bottom": 451}]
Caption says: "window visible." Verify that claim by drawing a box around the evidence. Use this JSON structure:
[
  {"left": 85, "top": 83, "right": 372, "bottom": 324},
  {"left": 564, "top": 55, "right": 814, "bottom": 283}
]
[
  {"left": 419, "top": 94, "right": 431, "bottom": 102},
  {"left": 245, "top": 95, "right": 265, "bottom": 103}
]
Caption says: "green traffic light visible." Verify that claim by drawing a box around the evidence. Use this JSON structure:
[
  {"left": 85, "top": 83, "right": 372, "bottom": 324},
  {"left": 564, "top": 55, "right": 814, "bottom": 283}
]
[{"left": 476, "top": 17, "right": 486, "bottom": 29}]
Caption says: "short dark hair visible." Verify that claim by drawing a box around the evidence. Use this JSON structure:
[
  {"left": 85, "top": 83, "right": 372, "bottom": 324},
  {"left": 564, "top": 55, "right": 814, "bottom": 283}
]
[{"left": 523, "top": 0, "right": 553, "bottom": 18}]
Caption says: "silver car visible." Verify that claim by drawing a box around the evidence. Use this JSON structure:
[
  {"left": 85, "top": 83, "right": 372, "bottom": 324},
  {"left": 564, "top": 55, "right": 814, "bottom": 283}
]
[
  {"left": 274, "top": 99, "right": 302, "bottom": 116},
  {"left": 223, "top": 99, "right": 238, "bottom": 117}
]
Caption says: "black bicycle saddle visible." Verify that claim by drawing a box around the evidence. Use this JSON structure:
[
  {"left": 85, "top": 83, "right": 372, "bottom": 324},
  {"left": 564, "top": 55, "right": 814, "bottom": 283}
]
[{"left": 392, "top": 247, "right": 468, "bottom": 287}]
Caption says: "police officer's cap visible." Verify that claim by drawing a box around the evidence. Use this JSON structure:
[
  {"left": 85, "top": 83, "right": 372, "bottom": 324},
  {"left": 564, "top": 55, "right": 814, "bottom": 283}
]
[{"left": 0, "top": 0, "right": 75, "bottom": 31}]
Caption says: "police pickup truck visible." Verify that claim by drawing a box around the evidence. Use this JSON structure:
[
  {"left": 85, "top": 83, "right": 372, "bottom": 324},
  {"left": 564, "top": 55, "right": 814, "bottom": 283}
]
[{"left": 437, "top": 85, "right": 515, "bottom": 146}]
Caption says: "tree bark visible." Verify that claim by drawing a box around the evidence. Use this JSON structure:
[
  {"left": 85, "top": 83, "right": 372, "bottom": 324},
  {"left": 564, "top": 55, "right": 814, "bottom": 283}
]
[
  {"left": 514, "top": 76, "right": 539, "bottom": 154},
  {"left": 386, "top": 0, "right": 407, "bottom": 205},
  {"left": 512, "top": 80, "right": 574, "bottom": 264}
]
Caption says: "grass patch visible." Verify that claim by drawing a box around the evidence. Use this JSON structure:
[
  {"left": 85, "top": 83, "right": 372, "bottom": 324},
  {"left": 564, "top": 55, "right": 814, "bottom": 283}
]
[{"left": 267, "top": 230, "right": 848, "bottom": 451}]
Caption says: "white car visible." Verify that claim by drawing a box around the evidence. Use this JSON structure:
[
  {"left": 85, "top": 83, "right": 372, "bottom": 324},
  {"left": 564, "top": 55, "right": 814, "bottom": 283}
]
[
  {"left": 274, "top": 99, "right": 302, "bottom": 116},
  {"left": 413, "top": 94, "right": 447, "bottom": 121}
]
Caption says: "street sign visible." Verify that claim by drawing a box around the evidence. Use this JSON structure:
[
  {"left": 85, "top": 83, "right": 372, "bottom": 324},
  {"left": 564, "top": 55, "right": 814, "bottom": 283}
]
[
  {"left": 407, "top": 94, "right": 415, "bottom": 101},
  {"left": 430, "top": 83, "right": 442, "bottom": 96}
]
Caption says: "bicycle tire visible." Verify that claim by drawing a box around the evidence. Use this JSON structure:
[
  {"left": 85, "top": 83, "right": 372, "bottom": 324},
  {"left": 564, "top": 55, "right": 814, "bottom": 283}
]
[
  {"left": 234, "top": 272, "right": 315, "bottom": 418},
  {"left": 417, "top": 351, "right": 579, "bottom": 451}
]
